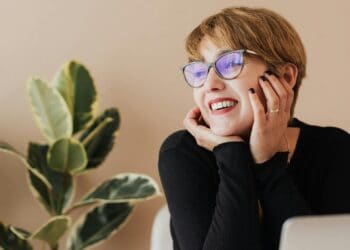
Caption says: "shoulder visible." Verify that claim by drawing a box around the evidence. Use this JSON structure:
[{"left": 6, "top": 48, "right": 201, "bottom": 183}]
[
  {"left": 306, "top": 122, "right": 349, "bottom": 147},
  {"left": 323, "top": 126, "right": 349, "bottom": 144},
  {"left": 321, "top": 125, "right": 349, "bottom": 157},
  {"left": 296, "top": 119, "right": 349, "bottom": 162},
  {"left": 159, "top": 129, "right": 197, "bottom": 153},
  {"left": 295, "top": 118, "right": 349, "bottom": 145}
]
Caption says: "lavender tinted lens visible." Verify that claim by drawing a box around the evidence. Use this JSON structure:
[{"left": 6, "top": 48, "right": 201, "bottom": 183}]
[
  {"left": 183, "top": 62, "right": 208, "bottom": 87},
  {"left": 215, "top": 52, "right": 243, "bottom": 79}
]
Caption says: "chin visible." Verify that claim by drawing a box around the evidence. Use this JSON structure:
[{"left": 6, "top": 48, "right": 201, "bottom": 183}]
[
  {"left": 209, "top": 120, "right": 252, "bottom": 139},
  {"left": 210, "top": 125, "right": 237, "bottom": 137}
]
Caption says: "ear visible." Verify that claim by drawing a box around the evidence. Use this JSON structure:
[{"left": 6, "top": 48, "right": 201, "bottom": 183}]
[{"left": 279, "top": 63, "right": 298, "bottom": 89}]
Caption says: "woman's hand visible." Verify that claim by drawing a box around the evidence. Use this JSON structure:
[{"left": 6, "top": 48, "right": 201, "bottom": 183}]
[
  {"left": 248, "top": 71, "right": 294, "bottom": 164},
  {"left": 183, "top": 106, "right": 244, "bottom": 151}
]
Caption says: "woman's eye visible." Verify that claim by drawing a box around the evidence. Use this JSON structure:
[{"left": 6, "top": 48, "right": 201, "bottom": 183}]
[
  {"left": 225, "top": 61, "right": 241, "bottom": 69},
  {"left": 225, "top": 62, "right": 235, "bottom": 68},
  {"left": 195, "top": 71, "right": 206, "bottom": 77}
]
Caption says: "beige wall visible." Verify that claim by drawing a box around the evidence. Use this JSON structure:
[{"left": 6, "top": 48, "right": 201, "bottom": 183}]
[{"left": 0, "top": 0, "right": 349, "bottom": 249}]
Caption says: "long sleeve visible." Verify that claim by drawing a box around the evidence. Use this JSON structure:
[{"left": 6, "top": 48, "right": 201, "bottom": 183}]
[
  {"left": 158, "top": 120, "right": 350, "bottom": 250},
  {"left": 253, "top": 152, "right": 311, "bottom": 250},
  {"left": 158, "top": 135, "right": 261, "bottom": 250},
  {"left": 252, "top": 126, "right": 350, "bottom": 250},
  {"left": 319, "top": 127, "right": 350, "bottom": 213}
]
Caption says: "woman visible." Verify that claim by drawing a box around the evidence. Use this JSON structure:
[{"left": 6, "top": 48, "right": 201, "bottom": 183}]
[{"left": 158, "top": 6, "right": 350, "bottom": 250}]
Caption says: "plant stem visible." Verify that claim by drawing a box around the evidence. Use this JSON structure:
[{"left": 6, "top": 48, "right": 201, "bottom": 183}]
[{"left": 51, "top": 244, "right": 58, "bottom": 250}]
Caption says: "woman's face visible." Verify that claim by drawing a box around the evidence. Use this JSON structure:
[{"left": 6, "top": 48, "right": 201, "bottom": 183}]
[{"left": 193, "top": 37, "right": 269, "bottom": 139}]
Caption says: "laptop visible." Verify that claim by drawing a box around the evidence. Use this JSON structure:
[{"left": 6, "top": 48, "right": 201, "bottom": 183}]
[{"left": 279, "top": 214, "right": 350, "bottom": 250}]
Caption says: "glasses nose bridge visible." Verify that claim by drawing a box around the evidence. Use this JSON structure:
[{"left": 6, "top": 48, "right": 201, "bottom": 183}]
[
  {"left": 206, "top": 61, "right": 218, "bottom": 79},
  {"left": 204, "top": 61, "right": 225, "bottom": 91}
]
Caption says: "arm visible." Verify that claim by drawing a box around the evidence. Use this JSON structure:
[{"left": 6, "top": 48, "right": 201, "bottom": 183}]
[
  {"left": 158, "top": 139, "right": 261, "bottom": 250},
  {"left": 253, "top": 152, "right": 311, "bottom": 250},
  {"left": 253, "top": 127, "right": 350, "bottom": 249}
]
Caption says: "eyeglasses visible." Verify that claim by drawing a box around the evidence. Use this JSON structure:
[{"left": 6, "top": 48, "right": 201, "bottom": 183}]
[{"left": 182, "top": 49, "right": 258, "bottom": 88}]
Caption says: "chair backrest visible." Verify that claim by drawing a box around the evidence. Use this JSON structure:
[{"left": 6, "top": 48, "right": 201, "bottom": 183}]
[
  {"left": 150, "top": 204, "right": 173, "bottom": 250},
  {"left": 279, "top": 214, "right": 350, "bottom": 250}
]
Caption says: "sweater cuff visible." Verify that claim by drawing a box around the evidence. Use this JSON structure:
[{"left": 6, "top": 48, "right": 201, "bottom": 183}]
[
  {"left": 213, "top": 141, "right": 254, "bottom": 178},
  {"left": 253, "top": 151, "right": 289, "bottom": 183}
]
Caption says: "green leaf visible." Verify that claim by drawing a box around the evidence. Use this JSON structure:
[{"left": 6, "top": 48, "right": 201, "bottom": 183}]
[
  {"left": 0, "top": 141, "right": 51, "bottom": 189},
  {"left": 75, "top": 173, "right": 161, "bottom": 208},
  {"left": 27, "top": 143, "right": 73, "bottom": 215},
  {"left": 79, "top": 108, "right": 120, "bottom": 170},
  {"left": 47, "top": 138, "right": 87, "bottom": 174},
  {"left": 9, "top": 227, "right": 31, "bottom": 239},
  {"left": 28, "top": 78, "right": 73, "bottom": 143},
  {"left": 0, "top": 222, "right": 32, "bottom": 250},
  {"left": 53, "top": 61, "right": 98, "bottom": 134},
  {"left": 67, "top": 203, "right": 133, "bottom": 250},
  {"left": 31, "top": 216, "right": 71, "bottom": 248}
]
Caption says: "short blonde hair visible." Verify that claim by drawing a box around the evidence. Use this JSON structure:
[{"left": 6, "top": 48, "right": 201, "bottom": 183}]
[{"left": 185, "top": 7, "right": 306, "bottom": 118}]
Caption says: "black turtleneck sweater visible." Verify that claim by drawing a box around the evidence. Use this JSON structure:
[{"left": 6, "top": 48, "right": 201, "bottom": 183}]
[{"left": 158, "top": 118, "right": 350, "bottom": 250}]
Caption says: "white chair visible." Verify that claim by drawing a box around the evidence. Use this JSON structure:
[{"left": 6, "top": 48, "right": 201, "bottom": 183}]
[{"left": 150, "top": 204, "right": 173, "bottom": 250}]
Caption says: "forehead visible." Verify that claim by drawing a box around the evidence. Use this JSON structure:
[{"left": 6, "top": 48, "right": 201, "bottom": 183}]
[{"left": 198, "top": 36, "right": 232, "bottom": 63}]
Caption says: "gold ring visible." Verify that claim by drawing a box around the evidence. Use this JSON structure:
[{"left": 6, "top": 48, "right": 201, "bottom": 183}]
[{"left": 268, "top": 108, "right": 280, "bottom": 113}]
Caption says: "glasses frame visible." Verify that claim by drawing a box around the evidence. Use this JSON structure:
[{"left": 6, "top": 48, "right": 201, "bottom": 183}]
[{"left": 182, "top": 49, "right": 258, "bottom": 88}]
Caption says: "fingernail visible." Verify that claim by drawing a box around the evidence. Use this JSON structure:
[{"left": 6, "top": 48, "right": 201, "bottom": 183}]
[
  {"left": 259, "top": 76, "right": 267, "bottom": 81},
  {"left": 249, "top": 88, "right": 255, "bottom": 94},
  {"left": 265, "top": 70, "right": 280, "bottom": 78}
]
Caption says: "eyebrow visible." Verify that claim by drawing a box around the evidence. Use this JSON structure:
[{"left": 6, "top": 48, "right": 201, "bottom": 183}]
[
  {"left": 216, "top": 49, "right": 232, "bottom": 57},
  {"left": 189, "top": 49, "right": 233, "bottom": 63},
  {"left": 203, "top": 49, "right": 232, "bottom": 63}
]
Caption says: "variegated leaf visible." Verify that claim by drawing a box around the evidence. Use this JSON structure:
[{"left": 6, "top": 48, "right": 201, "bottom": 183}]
[
  {"left": 47, "top": 138, "right": 87, "bottom": 174},
  {"left": 0, "top": 222, "right": 32, "bottom": 250},
  {"left": 27, "top": 143, "right": 73, "bottom": 215},
  {"left": 74, "top": 173, "right": 161, "bottom": 209},
  {"left": 28, "top": 78, "right": 72, "bottom": 143},
  {"left": 0, "top": 141, "right": 51, "bottom": 189},
  {"left": 67, "top": 203, "right": 133, "bottom": 250},
  {"left": 31, "top": 216, "right": 71, "bottom": 248},
  {"left": 53, "top": 61, "right": 98, "bottom": 134},
  {"left": 78, "top": 108, "right": 120, "bottom": 171}
]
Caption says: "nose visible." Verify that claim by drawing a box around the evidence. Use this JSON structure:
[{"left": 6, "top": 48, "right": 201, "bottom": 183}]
[{"left": 203, "top": 67, "right": 225, "bottom": 92}]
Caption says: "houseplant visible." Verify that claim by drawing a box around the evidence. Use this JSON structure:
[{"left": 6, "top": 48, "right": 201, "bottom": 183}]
[{"left": 0, "top": 61, "right": 161, "bottom": 250}]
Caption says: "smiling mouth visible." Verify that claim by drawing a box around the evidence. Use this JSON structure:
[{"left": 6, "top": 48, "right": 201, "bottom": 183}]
[
  {"left": 210, "top": 100, "right": 238, "bottom": 111},
  {"left": 208, "top": 97, "right": 239, "bottom": 110}
]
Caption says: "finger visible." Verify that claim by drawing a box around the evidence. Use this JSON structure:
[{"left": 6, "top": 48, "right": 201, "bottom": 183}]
[
  {"left": 185, "top": 106, "right": 201, "bottom": 120},
  {"left": 183, "top": 107, "right": 206, "bottom": 136},
  {"left": 184, "top": 115, "right": 213, "bottom": 147},
  {"left": 184, "top": 107, "right": 200, "bottom": 128},
  {"left": 248, "top": 87, "right": 266, "bottom": 126},
  {"left": 258, "top": 76, "right": 280, "bottom": 114},
  {"left": 183, "top": 118, "right": 198, "bottom": 139},
  {"left": 278, "top": 77, "right": 295, "bottom": 113},
  {"left": 263, "top": 72, "right": 288, "bottom": 113}
]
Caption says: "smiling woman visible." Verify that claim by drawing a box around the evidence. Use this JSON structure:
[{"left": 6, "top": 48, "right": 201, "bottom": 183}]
[{"left": 158, "top": 6, "right": 350, "bottom": 250}]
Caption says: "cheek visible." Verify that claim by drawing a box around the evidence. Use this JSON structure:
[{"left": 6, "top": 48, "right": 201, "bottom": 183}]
[
  {"left": 238, "top": 80, "right": 260, "bottom": 103},
  {"left": 192, "top": 90, "right": 207, "bottom": 115},
  {"left": 192, "top": 91, "right": 202, "bottom": 107}
]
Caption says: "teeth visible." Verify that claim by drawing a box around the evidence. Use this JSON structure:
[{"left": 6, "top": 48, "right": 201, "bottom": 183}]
[{"left": 211, "top": 100, "right": 236, "bottom": 110}]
